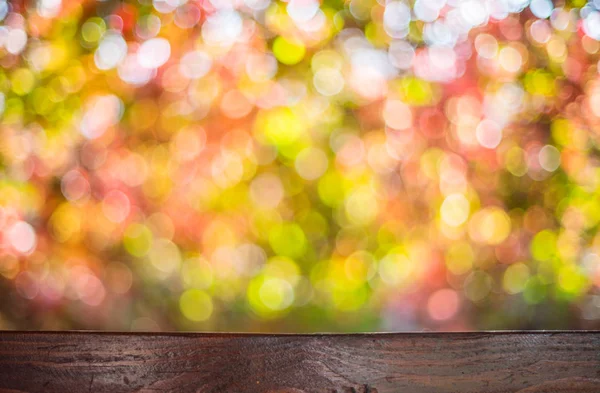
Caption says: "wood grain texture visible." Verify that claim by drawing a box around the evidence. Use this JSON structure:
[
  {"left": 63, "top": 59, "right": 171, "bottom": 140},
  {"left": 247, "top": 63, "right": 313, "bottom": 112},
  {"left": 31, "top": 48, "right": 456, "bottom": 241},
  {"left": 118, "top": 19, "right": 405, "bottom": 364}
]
[{"left": 0, "top": 331, "right": 598, "bottom": 393}]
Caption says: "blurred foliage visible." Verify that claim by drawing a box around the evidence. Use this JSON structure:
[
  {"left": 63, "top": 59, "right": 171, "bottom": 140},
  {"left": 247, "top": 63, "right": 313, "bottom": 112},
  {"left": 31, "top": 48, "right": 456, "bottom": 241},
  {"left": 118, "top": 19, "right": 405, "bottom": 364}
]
[{"left": 0, "top": 0, "right": 600, "bottom": 331}]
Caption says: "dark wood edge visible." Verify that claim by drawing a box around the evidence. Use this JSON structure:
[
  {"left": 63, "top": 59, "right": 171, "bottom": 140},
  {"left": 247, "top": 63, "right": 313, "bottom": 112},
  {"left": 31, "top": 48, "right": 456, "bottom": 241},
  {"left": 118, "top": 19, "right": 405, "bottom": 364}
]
[{"left": 0, "top": 331, "right": 598, "bottom": 392}]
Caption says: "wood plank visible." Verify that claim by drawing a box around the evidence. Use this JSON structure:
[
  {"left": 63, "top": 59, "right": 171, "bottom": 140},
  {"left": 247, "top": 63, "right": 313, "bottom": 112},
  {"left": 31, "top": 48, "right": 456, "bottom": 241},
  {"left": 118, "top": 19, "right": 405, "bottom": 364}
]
[{"left": 0, "top": 331, "right": 598, "bottom": 392}]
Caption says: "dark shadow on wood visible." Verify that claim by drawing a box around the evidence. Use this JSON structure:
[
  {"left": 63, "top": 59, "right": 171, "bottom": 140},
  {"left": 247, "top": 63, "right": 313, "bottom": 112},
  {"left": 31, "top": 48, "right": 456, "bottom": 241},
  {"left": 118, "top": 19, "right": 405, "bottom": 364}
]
[{"left": 0, "top": 331, "right": 599, "bottom": 392}]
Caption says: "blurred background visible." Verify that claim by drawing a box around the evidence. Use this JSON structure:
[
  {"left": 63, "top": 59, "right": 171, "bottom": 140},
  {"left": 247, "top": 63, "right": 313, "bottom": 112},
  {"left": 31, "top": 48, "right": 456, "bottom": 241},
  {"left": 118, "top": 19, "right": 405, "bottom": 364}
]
[{"left": 1, "top": 0, "right": 600, "bottom": 332}]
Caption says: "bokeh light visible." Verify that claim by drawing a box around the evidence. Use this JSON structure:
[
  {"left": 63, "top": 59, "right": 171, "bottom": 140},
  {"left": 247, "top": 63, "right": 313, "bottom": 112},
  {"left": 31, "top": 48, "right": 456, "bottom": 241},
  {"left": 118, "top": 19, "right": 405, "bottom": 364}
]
[{"left": 1, "top": 0, "right": 600, "bottom": 332}]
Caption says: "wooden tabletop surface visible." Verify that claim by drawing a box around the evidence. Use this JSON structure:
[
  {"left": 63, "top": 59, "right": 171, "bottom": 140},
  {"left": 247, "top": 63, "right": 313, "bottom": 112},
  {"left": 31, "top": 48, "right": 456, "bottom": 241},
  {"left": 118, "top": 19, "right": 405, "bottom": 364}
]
[{"left": 0, "top": 331, "right": 598, "bottom": 392}]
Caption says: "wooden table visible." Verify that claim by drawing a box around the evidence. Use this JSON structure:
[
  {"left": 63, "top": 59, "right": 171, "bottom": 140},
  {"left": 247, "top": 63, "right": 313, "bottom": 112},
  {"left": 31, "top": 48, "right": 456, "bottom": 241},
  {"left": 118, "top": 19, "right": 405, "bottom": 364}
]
[{"left": 0, "top": 331, "right": 598, "bottom": 392}]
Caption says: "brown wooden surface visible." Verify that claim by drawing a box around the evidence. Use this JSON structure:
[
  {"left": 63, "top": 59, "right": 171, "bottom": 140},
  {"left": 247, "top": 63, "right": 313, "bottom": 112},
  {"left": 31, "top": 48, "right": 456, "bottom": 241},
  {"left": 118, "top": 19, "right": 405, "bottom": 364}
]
[{"left": 0, "top": 331, "right": 598, "bottom": 392}]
